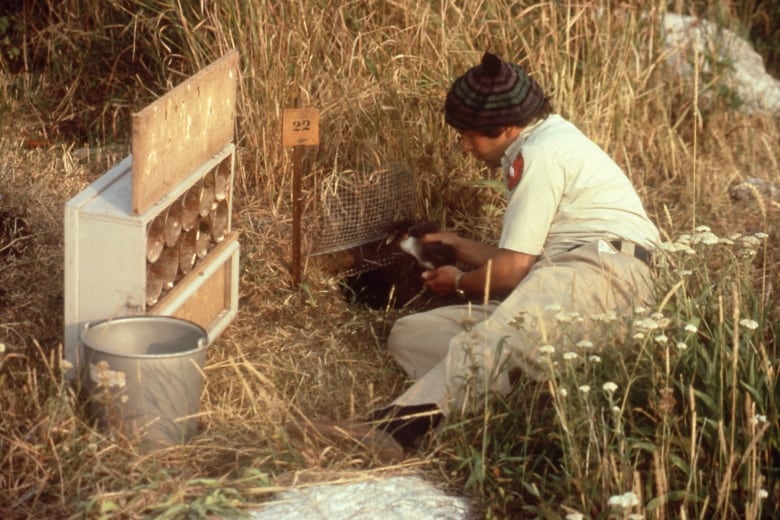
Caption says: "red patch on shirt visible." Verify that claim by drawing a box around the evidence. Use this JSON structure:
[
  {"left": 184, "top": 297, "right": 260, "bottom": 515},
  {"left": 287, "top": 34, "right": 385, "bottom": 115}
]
[{"left": 507, "top": 154, "right": 524, "bottom": 191}]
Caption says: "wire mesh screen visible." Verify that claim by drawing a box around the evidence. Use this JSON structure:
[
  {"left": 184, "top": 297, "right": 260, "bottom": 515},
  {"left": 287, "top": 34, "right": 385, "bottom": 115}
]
[{"left": 311, "top": 163, "right": 416, "bottom": 256}]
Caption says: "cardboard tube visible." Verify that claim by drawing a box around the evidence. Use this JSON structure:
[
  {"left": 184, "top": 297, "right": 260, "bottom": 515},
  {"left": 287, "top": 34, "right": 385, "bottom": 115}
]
[
  {"left": 178, "top": 227, "right": 198, "bottom": 274},
  {"left": 153, "top": 246, "right": 179, "bottom": 290},
  {"left": 146, "top": 214, "right": 165, "bottom": 263},
  {"left": 209, "top": 200, "right": 229, "bottom": 243},
  {"left": 164, "top": 204, "right": 183, "bottom": 247},
  {"left": 214, "top": 160, "right": 230, "bottom": 201},
  {"left": 199, "top": 184, "right": 214, "bottom": 217},
  {"left": 181, "top": 190, "right": 200, "bottom": 232}
]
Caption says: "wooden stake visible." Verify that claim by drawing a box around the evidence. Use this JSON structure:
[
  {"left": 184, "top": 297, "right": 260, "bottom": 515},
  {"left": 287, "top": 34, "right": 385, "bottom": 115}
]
[
  {"left": 291, "top": 145, "right": 303, "bottom": 285},
  {"left": 282, "top": 107, "right": 319, "bottom": 286}
]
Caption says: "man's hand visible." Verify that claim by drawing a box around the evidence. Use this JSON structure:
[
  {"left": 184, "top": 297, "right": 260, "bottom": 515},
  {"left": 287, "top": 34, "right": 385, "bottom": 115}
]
[
  {"left": 420, "top": 231, "right": 459, "bottom": 247},
  {"left": 422, "top": 265, "right": 461, "bottom": 296},
  {"left": 422, "top": 249, "right": 538, "bottom": 298},
  {"left": 422, "top": 232, "right": 500, "bottom": 267}
]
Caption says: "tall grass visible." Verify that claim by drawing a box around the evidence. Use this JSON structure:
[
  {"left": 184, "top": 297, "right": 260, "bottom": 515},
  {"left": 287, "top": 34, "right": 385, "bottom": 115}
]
[
  {"left": 1, "top": 0, "right": 779, "bottom": 518},
  {"left": 440, "top": 227, "right": 779, "bottom": 518}
]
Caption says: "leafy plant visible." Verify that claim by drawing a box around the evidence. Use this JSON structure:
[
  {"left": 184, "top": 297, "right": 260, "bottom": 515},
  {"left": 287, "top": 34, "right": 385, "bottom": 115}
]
[{"left": 440, "top": 228, "right": 779, "bottom": 518}]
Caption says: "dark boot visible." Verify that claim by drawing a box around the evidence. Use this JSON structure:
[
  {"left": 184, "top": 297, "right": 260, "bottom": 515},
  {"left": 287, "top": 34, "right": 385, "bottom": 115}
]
[
  {"left": 284, "top": 417, "right": 405, "bottom": 464},
  {"left": 369, "top": 404, "right": 443, "bottom": 449}
]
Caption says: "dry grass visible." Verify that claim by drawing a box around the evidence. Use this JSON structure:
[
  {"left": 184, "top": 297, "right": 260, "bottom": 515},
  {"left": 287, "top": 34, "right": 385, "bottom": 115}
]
[{"left": 1, "top": 1, "right": 780, "bottom": 518}]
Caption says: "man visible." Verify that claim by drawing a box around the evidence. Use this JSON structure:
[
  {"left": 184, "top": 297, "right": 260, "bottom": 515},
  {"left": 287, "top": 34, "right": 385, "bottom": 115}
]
[{"left": 290, "top": 52, "right": 659, "bottom": 459}]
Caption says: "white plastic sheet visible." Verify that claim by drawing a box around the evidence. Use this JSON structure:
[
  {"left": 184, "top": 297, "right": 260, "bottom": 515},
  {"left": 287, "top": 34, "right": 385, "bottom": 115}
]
[{"left": 249, "top": 476, "right": 470, "bottom": 520}]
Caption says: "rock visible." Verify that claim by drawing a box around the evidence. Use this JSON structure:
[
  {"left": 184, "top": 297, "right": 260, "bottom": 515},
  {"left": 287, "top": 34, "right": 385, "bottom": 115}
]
[
  {"left": 662, "top": 13, "right": 780, "bottom": 115},
  {"left": 728, "top": 177, "right": 780, "bottom": 202},
  {"left": 247, "top": 475, "right": 470, "bottom": 519}
]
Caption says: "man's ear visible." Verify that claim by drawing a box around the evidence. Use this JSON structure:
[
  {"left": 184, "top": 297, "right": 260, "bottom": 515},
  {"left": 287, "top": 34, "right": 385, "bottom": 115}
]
[{"left": 502, "top": 126, "right": 522, "bottom": 139}]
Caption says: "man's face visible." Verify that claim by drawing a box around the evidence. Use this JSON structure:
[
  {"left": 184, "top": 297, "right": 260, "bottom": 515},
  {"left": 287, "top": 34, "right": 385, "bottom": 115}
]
[{"left": 456, "top": 128, "right": 518, "bottom": 168}]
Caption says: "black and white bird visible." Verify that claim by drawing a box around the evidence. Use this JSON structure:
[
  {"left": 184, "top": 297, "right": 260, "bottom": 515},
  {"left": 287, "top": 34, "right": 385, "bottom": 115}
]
[{"left": 385, "top": 220, "right": 457, "bottom": 270}]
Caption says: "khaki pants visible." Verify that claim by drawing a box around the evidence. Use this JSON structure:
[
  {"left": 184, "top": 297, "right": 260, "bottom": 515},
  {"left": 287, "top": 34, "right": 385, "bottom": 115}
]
[{"left": 386, "top": 240, "right": 654, "bottom": 415}]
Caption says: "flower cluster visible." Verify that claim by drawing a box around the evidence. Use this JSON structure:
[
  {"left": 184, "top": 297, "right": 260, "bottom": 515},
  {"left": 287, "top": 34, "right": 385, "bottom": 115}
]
[
  {"left": 607, "top": 490, "right": 640, "bottom": 509},
  {"left": 658, "top": 226, "right": 767, "bottom": 261}
]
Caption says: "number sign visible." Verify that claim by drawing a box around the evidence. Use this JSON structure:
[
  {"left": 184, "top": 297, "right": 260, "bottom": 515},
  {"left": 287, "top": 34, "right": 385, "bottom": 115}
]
[{"left": 282, "top": 108, "right": 319, "bottom": 147}]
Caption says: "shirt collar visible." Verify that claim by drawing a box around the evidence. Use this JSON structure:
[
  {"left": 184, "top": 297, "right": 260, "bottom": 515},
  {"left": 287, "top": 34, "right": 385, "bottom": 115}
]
[
  {"left": 500, "top": 117, "right": 547, "bottom": 188},
  {"left": 501, "top": 118, "right": 546, "bottom": 167}
]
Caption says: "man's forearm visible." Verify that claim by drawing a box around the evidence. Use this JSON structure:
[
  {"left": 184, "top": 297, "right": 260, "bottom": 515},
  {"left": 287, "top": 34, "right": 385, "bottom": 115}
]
[
  {"left": 455, "top": 236, "right": 501, "bottom": 267},
  {"left": 457, "top": 248, "right": 537, "bottom": 298}
]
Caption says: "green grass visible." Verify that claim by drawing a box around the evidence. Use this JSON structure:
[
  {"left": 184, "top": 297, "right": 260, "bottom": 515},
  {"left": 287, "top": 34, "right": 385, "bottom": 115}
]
[{"left": 439, "top": 228, "right": 779, "bottom": 518}]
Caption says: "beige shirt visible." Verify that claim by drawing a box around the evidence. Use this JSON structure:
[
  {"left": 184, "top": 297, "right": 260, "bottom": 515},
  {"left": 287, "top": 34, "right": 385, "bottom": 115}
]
[{"left": 498, "top": 114, "right": 659, "bottom": 257}]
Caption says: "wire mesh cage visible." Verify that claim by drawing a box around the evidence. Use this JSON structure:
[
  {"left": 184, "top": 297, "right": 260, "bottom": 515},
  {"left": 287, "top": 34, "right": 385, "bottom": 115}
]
[{"left": 311, "top": 163, "right": 416, "bottom": 260}]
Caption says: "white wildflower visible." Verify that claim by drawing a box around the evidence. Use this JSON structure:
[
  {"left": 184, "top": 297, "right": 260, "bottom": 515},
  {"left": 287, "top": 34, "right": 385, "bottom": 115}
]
[
  {"left": 603, "top": 381, "right": 618, "bottom": 393},
  {"left": 539, "top": 344, "right": 556, "bottom": 354},
  {"left": 578, "top": 385, "right": 591, "bottom": 394},
  {"left": 660, "top": 241, "right": 696, "bottom": 254},
  {"left": 633, "top": 332, "right": 646, "bottom": 340},
  {"left": 719, "top": 238, "right": 734, "bottom": 246},
  {"left": 754, "top": 232, "right": 768, "bottom": 239},
  {"left": 0, "top": 342, "right": 5, "bottom": 355},
  {"left": 677, "top": 234, "right": 692, "bottom": 244},
  {"left": 576, "top": 340, "right": 594, "bottom": 349},
  {"left": 676, "top": 342, "right": 688, "bottom": 351},
  {"left": 642, "top": 313, "right": 670, "bottom": 329},
  {"left": 634, "top": 306, "right": 649, "bottom": 314},
  {"left": 758, "top": 489, "right": 769, "bottom": 500},
  {"left": 694, "top": 225, "right": 712, "bottom": 233},
  {"left": 684, "top": 323, "right": 698, "bottom": 333},
  {"left": 739, "top": 319, "right": 759, "bottom": 330},
  {"left": 741, "top": 235, "right": 761, "bottom": 248},
  {"left": 592, "top": 311, "right": 619, "bottom": 322},
  {"left": 692, "top": 231, "right": 719, "bottom": 245},
  {"left": 655, "top": 334, "right": 669, "bottom": 345},
  {"left": 60, "top": 359, "right": 74, "bottom": 373},
  {"left": 555, "top": 312, "right": 573, "bottom": 323},
  {"left": 563, "top": 352, "right": 578, "bottom": 361},
  {"left": 675, "top": 269, "right": 693, "bottom": 277},
  {"left": 658, "top": 318, "right": 672, "bottom": 329},
  {"left": 565, "top": 513, "right": 584, "bottom": 520},
  {"left": 558, "top": 388, "right": 568, "bottom": 398},
  {"left": 544, "top": 303, "right": 562, "bottom": 312},
  {"left": 608, "top": 491, "right": 640, "bottom": 509},
  {"left": 751, "top": 414, "right": 768, "bottom": 426},
  {"left": 589, "top": 355, "right": 602, "bottom": 363},
  {"left": 612, "top": 405, "right": 621, "bottom": 414},
  {"left": 635, "top": 318, "right": 659, "bottom": 331},
  {"left": 728, "top": 232, "right": 743, "bottom": 241}
]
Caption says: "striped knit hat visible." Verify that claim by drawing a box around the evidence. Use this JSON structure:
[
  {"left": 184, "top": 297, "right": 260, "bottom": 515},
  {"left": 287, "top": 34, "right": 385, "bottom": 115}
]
[{"left": 445, "top": 52, "right": 546, "bottom": 131}]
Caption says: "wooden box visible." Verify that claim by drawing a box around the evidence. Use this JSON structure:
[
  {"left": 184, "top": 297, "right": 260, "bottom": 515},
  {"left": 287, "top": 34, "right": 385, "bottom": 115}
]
[
  {"left": 64, "top": 145, "right": 239, "bottom": 371},
  {"left": 63, "top": 51, "right": 240, "bottom": 373}
]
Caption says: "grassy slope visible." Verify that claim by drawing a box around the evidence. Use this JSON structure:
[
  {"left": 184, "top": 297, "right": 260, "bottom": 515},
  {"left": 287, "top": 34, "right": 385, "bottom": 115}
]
[{"left": 1, "top": 1, "right": 779, "bottom": 518}]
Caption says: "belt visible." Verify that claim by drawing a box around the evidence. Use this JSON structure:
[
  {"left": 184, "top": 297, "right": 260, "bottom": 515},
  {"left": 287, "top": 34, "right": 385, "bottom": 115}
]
[
  {"left": 608, "top": 240, "right": 653, "bottom": 266},
  {"left": 567, "top": 240, "right": 653, "bottom": 266}
]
